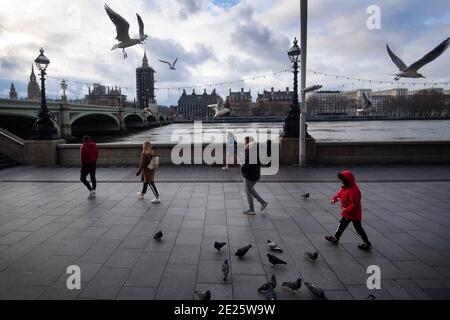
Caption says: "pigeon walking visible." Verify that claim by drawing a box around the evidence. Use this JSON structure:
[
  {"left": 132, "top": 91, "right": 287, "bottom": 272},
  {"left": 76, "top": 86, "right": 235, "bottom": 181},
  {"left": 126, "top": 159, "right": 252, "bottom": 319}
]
[
  {"left": 222, "top": 259, "right": 229, "bottom": 281},
  {"left": 305, "top": 282, "right": 327, "bottom": 300},
  {"left": 158, "top": 58, "right": 178, "bottom": 70},
  {"left": 267, "top": 240, "right": 283, "bottom": 253},
  {"left": 387, "top": 38, "right": 450, "bottom": 80},
  {"left": 266, "top": 288, "right": 277, "bottom": 300},
  {"left": 367, "top": 294, "right": 376, "bottom": 300},
  {"left": 301, "top": 193, "right": 310, "bottom": 199},
  {"left": 304, "top": 251, "right": 318, "bottom": 261},
  {"left": 153, "top": 230, "right": 163, "bottom": 240},
  {"left": 282, "top": 278, "right": 302, "bottom": 291},
  {"left": 104, "top": 4, "right": 149, "bottom": 59},
  {"left": 214, "top": 241, "right": 227, "bottom": 252},
  {"left": 258, "top": 274, "right": 277, "bottom": 292},
  {"left": 267, "top": 254, "right": 287, "bottom": 267},
  {"left": 235, "top": 244, "right": 252, "bottom": 258},
  {"left": 195, "top": 290, "right": 211, "bottom": 301}
]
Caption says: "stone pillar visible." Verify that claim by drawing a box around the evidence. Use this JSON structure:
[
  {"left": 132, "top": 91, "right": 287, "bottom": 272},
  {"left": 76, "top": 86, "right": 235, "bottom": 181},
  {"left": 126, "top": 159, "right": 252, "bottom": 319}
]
[
  {"left": 24, "top": 139, "right": 65, "bottom": 165},
  {"left": 59, "top": 102, "right": 73, "bottom": 140}
]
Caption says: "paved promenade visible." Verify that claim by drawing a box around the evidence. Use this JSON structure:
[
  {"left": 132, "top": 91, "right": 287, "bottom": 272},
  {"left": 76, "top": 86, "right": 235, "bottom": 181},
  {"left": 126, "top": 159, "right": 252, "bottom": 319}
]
[{"left": 0, "top": 165, "right": 449, "bottom": 300}]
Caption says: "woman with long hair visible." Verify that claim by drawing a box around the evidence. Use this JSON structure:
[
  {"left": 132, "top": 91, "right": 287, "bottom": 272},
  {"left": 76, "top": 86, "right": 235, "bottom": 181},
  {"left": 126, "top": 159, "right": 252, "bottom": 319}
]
[{"left": 136, "top": 141, "right": 160, "bottom": 202}]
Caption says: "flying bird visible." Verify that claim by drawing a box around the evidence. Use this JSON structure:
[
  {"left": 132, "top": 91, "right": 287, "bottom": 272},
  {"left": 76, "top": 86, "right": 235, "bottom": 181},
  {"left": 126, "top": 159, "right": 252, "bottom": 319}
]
[
  {"left": 235, "top": 244, "right": 252, "bottom": 258},
  {"left": 387, "top": 38, "right": 450, "bottom": 80},
  {"left": 214, "top": 241, "right": 227, "bottom": 252},
  {"left": 158, "top": 58, "right": 178, "bottom": 70},
  {"left": 195, "top": 290, "right": 211, "bottom": 301},
  {"left": 267, "top": 254, "right": 287, "bottom": 267},
  {"left": 267, "top": 240, "right": 283, "bottom": 253},
  {"left": 208, "top": 100, "right": 231, "bottom": 118},
  {"left": 258, "top": 274, "right": 277, "bottom": 292},
  {"left": 357, "top": 91, "right": 372, "bottom": 112},
  {"left": 304, "top": 251, "right": 319, "bottom": 261},
  {"left": 301, "top": 193, "right": 310, "bottom": 199},
  {"left": 153, "top": 230, "right": 163, "bottom": 240},
  {"left": 305, "top": 282, "right": 327, "bottom": 300},
  {"left": 282, "top": 278, "right": 302, "bottom": 291},
  {"left": 104, "top": 3, "right": 148, "bottom": 59},
  {"left": 222, "top": 259, "right": 229, "bottom": 281}
]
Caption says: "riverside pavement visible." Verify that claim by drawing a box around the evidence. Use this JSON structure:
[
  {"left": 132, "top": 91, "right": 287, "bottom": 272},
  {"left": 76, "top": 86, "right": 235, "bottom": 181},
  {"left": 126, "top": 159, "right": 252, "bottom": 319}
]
[{"left": 0, "top": 164, "right": 449, "bottom": 300}]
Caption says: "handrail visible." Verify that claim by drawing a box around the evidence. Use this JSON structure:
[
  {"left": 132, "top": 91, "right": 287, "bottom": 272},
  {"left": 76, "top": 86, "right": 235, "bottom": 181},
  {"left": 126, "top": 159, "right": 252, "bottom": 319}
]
[{"left": 0, "top": 128, "right": 25, "bottom": 146}]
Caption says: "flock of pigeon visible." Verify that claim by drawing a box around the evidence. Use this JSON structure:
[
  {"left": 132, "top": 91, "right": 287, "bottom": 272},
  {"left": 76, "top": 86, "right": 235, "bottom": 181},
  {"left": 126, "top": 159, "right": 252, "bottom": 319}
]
[{"left": 149, "top": 192, "right": 362, "bottom": 301}]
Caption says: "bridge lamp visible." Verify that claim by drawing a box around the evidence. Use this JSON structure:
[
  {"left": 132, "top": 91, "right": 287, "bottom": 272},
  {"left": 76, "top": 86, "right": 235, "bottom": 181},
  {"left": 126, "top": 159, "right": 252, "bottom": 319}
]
[
  {"left": 30, "top": 47, "right": 60, "bottom": 140},
  {"left": 283, "top": 38, "right": 301, "bottom": 138}
]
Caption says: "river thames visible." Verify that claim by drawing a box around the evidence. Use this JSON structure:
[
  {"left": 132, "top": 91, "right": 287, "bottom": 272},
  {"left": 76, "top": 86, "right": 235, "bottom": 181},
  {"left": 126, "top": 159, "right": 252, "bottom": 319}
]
[{"left": 92, "top": 119, "right": 450, "bottom": 144}]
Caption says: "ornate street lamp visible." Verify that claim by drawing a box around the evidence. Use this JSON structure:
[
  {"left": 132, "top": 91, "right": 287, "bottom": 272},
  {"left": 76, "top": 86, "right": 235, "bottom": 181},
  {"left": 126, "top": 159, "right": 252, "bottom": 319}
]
[
  {"left": 30, "top": 47, "right": 60, "bottom": 140},
  {"left": 283, "top": 38, "right": 301, "bottom": 137},
  {"left": 60, "top": 79, "right": 67, "bottom": 101}
]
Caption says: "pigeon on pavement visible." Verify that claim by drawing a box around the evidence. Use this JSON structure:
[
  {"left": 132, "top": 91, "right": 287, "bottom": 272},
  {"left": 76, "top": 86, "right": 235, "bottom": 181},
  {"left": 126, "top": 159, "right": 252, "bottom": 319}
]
[
  {"left": 267, "top": 254, "right": 287, "bottom": 267},
  {"left": 235, "top": 244, "right": 252, "bottom": 258},
  {"left": 282, "top": 278, "right": 302, "bottom": 291},
  {"left": 195, "top": 290, "right": 211, "bottom": 301},
  {"left": 267, "top": 240, "right": 283, "bottom": 253},
  {"left": 305, "top": 282, "right": 327, "bottom": 300},
  {"left": 153, "top": 230, "right": 163, "bottom": 240},
  {"left": 304, "top": 251, "right": 318, "bottom": 261},
  {"left": 214, "top": 241, "right": 227, "bottom": 252},
  {"left": 222, "top": 259, "right": 229, "bottom": 281}
]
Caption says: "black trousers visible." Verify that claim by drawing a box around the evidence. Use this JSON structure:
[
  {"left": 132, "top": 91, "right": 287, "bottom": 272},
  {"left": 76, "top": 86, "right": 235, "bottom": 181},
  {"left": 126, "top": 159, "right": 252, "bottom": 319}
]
[
  {"left": 142, "top": 182, "right": 159, "bottom": 197},
  {"left": 335, "top": 217, "right": 370, "bottom": 244},
  {"left": 80, "top": 162, "right": 97, "bottom": 191}
]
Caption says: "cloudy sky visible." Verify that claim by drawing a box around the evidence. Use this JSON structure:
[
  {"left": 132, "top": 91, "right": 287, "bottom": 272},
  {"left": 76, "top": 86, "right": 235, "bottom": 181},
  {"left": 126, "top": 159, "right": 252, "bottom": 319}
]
[{"left": 0, "top": 0, "right": 449, "bottom": 105}]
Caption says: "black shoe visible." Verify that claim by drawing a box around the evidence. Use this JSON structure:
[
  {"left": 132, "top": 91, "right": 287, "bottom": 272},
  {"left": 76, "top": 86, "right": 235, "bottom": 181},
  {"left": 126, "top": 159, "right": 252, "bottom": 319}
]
[
  {"left": 358, "top": 243, "right": 372, "bottom": 251},
  {"left": 325, "top": 235, "right": 339, "bottom": 244}
]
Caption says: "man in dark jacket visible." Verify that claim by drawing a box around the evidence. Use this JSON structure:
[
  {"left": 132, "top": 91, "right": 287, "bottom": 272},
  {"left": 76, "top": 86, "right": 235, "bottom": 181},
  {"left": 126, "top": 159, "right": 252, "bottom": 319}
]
[
  {"left": 241, "top": 137, "right": 268, "bottom": 215},
  {"left": 80, "top": 135, "right": 99, "bottom": 199}
]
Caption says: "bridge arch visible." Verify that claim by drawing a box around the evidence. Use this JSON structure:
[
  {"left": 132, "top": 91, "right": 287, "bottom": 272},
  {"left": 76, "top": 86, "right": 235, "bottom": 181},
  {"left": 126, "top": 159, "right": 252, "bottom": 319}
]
[
  {"left": 124, "top": 114, "right": 145, "bottom": 129},
  {"left": 71, "top": 113, "right": 120, "bottom": 134},
  {"left": 0, "top": 112, "right": 60, "bottom": 139}
]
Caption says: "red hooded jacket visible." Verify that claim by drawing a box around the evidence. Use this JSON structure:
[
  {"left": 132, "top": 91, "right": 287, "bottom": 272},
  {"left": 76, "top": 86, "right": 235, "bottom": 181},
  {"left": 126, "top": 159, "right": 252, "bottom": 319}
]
[
  {"left": 80, "top": 141, "right": 99, "bottom": 165},
  {"left": 331, "top": 170, "right": 362, "bottom": 221}
]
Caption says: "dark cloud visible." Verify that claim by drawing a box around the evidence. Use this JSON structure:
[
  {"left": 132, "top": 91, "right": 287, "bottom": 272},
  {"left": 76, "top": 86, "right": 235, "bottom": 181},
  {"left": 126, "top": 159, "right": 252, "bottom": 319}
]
[
  {"left": 229, "top": 20, "right": 290, "bottom": 67},
  {"left": 174, "top": 0, "right": 203, "bottom": 19}
]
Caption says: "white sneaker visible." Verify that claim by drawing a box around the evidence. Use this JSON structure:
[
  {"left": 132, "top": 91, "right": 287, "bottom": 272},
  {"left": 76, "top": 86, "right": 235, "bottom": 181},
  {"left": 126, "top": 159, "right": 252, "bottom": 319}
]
[
  {"left": 151, "top": 197, "right": 161, "bottom": 203},
  {"left": 92, "top": 190, "right": 96, "bottom": 197},
  {"left": 88, "top": 190, "right": 95, "bottom": 199},
  {"left": 222, "top": 166, "right": 229, "bottom": 171},
  {"left": 137, "top": 192, "right": 144, "bottom": 199},
  {"left": 243, "top": 209, "right": 256, "bottom": 215}
]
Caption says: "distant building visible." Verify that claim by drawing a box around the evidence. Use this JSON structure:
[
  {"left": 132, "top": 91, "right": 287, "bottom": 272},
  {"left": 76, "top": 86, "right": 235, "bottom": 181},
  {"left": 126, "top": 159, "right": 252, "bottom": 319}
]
[
  {"left": 372, "top": 88, "right": 408, "bottom": 96},
  {"left": 408, "top": 88, "right": 444, "bottom": 95},
  {"left": 9, "top": 83, "right": 18, "bottom": 99},
  {"left": 176, "top": 89, "right": 221, "bottom": 120},
  {"left": 306, "top": 91, "right": 349, "bottom": 116},
  {"left": 27, "top": 65, "right": 40, "bottom": 101},
  {"left": 254, "top": 87, "right": 292, "bottom": 116},
  {"left": 136, "top": 51, "right": 156, "bottom": 109},
  {"left": 225, "top": 88, "right": 252, "bottom": 117},
  {"left": 85, "top": 84, "right": 127, "bottom": 106}
]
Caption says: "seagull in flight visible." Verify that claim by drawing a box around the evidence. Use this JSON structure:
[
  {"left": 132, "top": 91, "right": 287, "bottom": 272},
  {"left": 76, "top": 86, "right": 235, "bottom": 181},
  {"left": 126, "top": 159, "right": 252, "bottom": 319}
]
[
  {"left": 104, "top": 3, "right": 149, "bottom": 59},
  {"left": 208, "top": 100, "right": 231, "bottom": 118},
  {"left": 357, "top": 91, "right": 372, "bottom": 112},
  {"left": 387, "top": 38, "right": 449, "bottom": 81},
  {"left": 159, "top": 58, "right": 178, "bottom": 70}
]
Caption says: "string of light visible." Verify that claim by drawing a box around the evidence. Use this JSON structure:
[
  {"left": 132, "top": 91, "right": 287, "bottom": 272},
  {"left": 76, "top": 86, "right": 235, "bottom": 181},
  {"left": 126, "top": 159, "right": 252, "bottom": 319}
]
[{"left": 46, "top": 68, "right": 449, "bottom": 93}]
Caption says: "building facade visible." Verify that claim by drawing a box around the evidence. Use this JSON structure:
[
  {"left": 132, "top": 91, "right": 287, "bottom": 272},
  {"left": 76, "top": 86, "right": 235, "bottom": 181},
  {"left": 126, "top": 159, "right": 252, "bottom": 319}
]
[
  {"left": 136, "top": 52, "right": 156, "bottom": 109},
  {"left": 175, "top": 89, "right": 221, "bottom": 120},
  {"left": 9, "top": 83, "right": 18, "bottom": 99},
  {"left": 27, "top": 65, "right": 40, "bottom": 101},
  {"left": 254, "top": 87, "right": 292, "bottom": 116},
  {"left": 225, "top": 88, "right": 252, "bottom": 117},
  {"left": 306, "top": 91, "right": 349, "bottom": 116},
  {"left": 85, "top": 84, "right": 127, "bottom": 106}
]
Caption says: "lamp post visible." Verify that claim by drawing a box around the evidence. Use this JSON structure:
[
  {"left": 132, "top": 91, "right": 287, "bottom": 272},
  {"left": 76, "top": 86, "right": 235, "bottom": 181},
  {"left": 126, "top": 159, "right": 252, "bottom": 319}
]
[
  {"left": 30, "top": 47, "right": 59, "bottom": 140},
  {"left": 282, "top": 38, "right": 301, "bottom": 138}
]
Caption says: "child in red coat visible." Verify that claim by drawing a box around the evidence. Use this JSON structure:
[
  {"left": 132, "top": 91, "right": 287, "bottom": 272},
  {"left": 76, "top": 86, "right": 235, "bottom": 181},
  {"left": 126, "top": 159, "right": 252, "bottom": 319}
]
[{"left": 325, "top": 170, "right": 372, "bottom": 250}]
